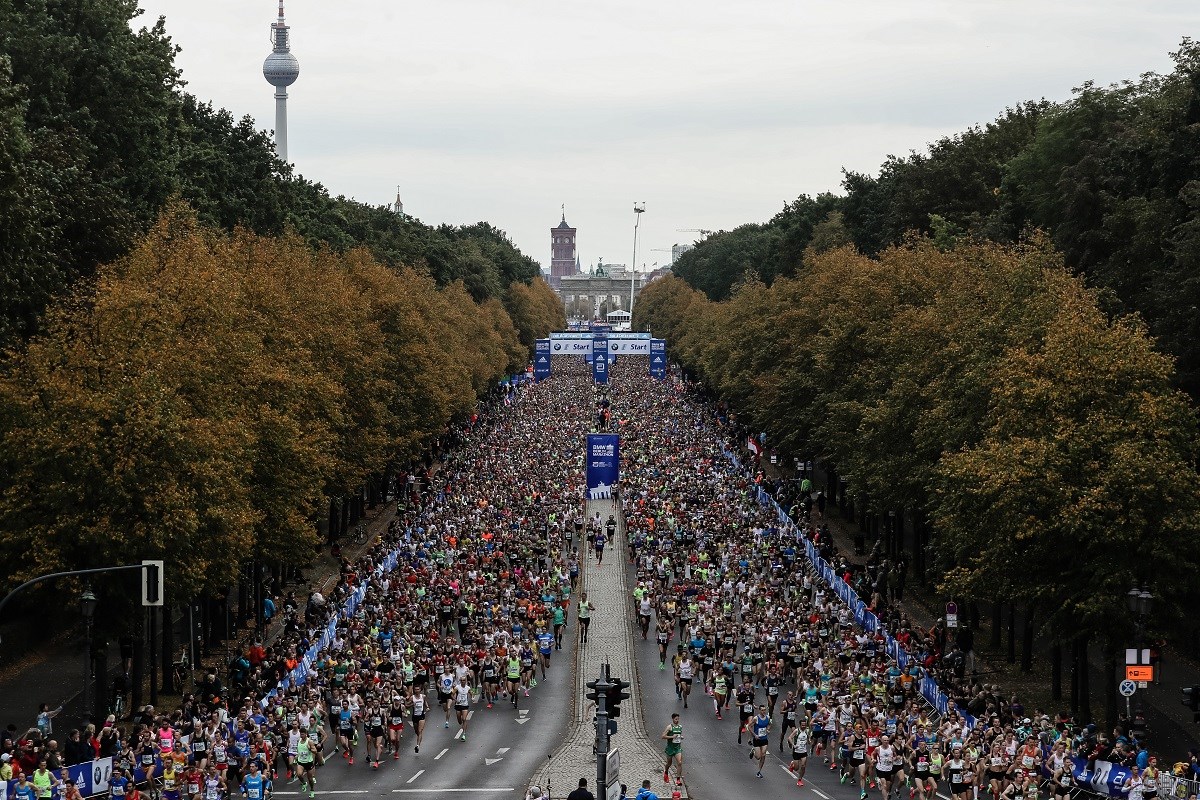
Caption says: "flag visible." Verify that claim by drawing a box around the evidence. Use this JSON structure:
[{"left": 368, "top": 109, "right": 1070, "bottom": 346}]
[{"left": 747, "top": 436, "right": 761, "bottom": 456}]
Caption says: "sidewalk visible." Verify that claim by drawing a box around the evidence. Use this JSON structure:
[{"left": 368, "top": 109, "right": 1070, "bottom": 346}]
[
  {"left": 0, "top": 496, "right": 398, "bottom": 735},
  {"left": 541, "top": 498, "right": 688, "bottom": 800}
]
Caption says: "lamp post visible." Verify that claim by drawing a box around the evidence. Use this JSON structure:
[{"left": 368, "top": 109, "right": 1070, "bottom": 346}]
[
  {"left": 630, "top": 203, "right": 645, "bottom": 317},
  {"left": 80, "top": 585, "right": 97, "bottom": 719},
  {"left": 1125, "top": 586, "right": 1153, "bottom": 716}
]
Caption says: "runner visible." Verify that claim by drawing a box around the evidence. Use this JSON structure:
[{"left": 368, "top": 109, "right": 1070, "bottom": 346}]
[
  {"left": 454, "top": 676, "right": 472, "bottom": 742},
  {"left": 661, "top": 713, "right": 684, "bottom": 787},
  {"left": 749, "top": 704, "right": 771, "bottom": 779},
  {"left": 294, "top": 730, "right": 317, "bottom": 798},
  {"left": 578, "top": 593, "right": 595, "bottom": 644},
  {"left": 787, "top": 716, "right": 811, "bottom": 787},
  {"left": 410, "top": 688, "right": 427, "bottom": 754}
]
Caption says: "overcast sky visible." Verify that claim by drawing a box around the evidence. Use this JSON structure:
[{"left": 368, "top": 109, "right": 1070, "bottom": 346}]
[{"left": 136, "top": 0, "right": 1193, "bottom": 273}]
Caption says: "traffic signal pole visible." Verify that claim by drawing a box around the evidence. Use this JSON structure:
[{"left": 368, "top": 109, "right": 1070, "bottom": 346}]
[{"left": 596, "top": 663, "right": 611, "bottom": 794}]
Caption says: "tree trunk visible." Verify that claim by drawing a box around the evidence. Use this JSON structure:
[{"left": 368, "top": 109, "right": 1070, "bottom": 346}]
[
  {"left": 149, "top": 608, "right": 158, "bottom": 706},
  {"left": 1069, "top": 638, "right": 1078, "bottom": 712},
  {"left": 991, "top": 602, "right": 1002, "bottom": 650},
  {"left": 1078, "top": 633, "right": 1092, "bottom": 722},
  {"left": 913, "top": 513, "right": 925, "bottom": 585},
  {"left": 131, "top": 611, "right": 145, "bottom": 716},
  {"left": 1103, "top": 645, "right": 1119, "bottom": 733},
  {"left": 1021, "top": 606, "right": 1035, "bottom": 672},
  {"left": 1007, "top": 604, "right": 1016, "bottom": 664},
  {"left": 160, "top": 601, "right": 175, "bottom": 693},
  {"left": 1051, "top": 641, "right": 1062, "bottom": 701}
]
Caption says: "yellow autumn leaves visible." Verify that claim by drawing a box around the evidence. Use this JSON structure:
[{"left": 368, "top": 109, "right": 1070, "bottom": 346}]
[
  {"left": 0, "top": 203, "right": 564, "bottom": 602},
  {"left": 635, "top": 236, "right": 1200, "bottom": 638}
]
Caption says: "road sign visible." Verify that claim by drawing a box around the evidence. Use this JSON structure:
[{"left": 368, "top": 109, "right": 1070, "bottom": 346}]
[
  {"left": 1125, "top": 665, "right": 1154, "bottom": 682},
  {"left": 605, "top": 748, "right": 620, "bottom": 784},
  {"left": 1119, "top": 680, "right": 1137, "bottom": 698},
  {"left": 606, "top": 780, "right": 621, "bottom": 800},
  {"left": 945, "top": 601, "right": 959, "bottom": 629}
]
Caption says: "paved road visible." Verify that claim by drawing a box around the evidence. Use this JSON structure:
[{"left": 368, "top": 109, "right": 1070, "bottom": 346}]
[
  {"left": 629, "top": 559, "right": 906, "bottom": 800},
  {"left": 275, "top": 632, "right": 576, "bottom": 799}
]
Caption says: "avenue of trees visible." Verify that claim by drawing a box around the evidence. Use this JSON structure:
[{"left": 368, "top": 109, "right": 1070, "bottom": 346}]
[
  {"left": 0, "top": 0, "right": 564, "bottom": 697},
  {"left": 635, "top": 238, "right": 1200, "bottom": 724},
  {"left": 672, "top": 40, "right": 1200, "bottom": 399}
]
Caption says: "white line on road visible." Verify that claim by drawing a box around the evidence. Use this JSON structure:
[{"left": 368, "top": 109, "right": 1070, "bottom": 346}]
[
  {"left": 811, "top": 787, "right": 833, "bottom": 800},
  {"left": 435, "top": 748, "right": 449, "bottom": 760},
  {"left": 782, "top": 765, "right": 798, "bottom": 779},
  {"left": 497, "top": 748, "right": 510, "bottom": 754},
  {"left": 390, "top": 790, "right": 515, "bottom": 794},
  {"left": 407, "top": 770, "right": 425, "bottom": 784},
  {"left": 276, "top": 793, "right": 370, "bottom": 796}
]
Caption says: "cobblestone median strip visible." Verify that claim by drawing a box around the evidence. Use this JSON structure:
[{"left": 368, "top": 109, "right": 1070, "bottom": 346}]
[{"left": 538, "top": 498, "right": 689, "bottom": 799}]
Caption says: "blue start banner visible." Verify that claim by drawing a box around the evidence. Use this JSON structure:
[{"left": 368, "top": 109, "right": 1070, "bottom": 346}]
[
  {"left": 586, "top": 433, "right": 619, "bottom": 499},
  {"left": 650, "top": 339, "right": 666, "bottom": 378},
  {"left": 592, "top": 334, "right": 609, "bottom": 384},
  {"left": 534, "top": 339, "right": 550, "bottom": 381}
]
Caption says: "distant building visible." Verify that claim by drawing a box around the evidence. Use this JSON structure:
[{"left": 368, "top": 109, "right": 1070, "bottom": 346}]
[
  {"left": 560, "top": 259, "right": 646, "bottom": 319},
  {"left": 548, "top": 210, "right": 578, "bottom": 289},
  {"left": 671, "top": 243, "right": 694, "bottom": 264}
]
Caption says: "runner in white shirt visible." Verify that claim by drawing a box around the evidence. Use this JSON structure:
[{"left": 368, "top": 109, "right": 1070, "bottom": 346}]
[{"left": 453, "top": 677, "right": 472, "bottom": 742}]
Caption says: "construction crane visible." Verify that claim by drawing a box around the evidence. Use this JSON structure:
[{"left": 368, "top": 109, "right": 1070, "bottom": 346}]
[{"left": 676, "top": 228, "right": 714, "bottom": 236}]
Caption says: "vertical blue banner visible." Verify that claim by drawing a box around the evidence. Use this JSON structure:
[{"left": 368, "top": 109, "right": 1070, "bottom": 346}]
[
  {"left": 534, "top": 339, "right": 551, "bottom": 381},
  {"left": 586, "top": 433, "right": 619, "bottom": 499},
  {"left": 592, "top": 333, "right": 609, "bottom": 384},
  {"left": 650, "top": 339, "right": 666, "bottom": 378}
]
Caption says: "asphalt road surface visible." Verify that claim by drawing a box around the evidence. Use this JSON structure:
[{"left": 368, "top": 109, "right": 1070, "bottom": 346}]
[
  {"left": 629, "top": 560, "right": 923, "bottom": 800},
  {"left": 276, "top": 631, "right": 575, "bottom": 800}
]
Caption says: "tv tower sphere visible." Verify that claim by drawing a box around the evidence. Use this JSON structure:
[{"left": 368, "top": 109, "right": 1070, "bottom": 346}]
[{"left": 264, "top": 0, "right": 298, "bottom": 161}]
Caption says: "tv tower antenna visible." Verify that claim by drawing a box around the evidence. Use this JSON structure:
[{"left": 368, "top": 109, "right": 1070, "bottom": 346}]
[{"left": 263, "top": 0, "right": 300, "bottom": 162}]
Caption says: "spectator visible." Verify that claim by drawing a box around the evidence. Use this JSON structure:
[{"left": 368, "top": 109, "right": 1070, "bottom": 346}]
[{"left": 566, "top": 777, "right": 595, "bottom": 800}]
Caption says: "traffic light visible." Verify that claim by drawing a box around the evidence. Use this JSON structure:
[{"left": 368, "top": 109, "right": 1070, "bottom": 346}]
[
  {"left": 607, "top": 676, "right": 632, "bottom": 718},
  {"left": 1183, "top": 686, "right": 1200, "bottom": 722},
  {"left": 142, "top": 560, "right": 164, "bottom": 607},
  {"left": 586, "top": 679, "right": 603, "bottom": 704}
]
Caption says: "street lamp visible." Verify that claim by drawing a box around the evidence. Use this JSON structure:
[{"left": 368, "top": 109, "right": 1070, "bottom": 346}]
[
  {"left": 80, "top": 585, "right": 97, "bottom": 719},
  {"left": 1126, "top": 587, "right": 1153, "bottom": 618},
  {"left": 630, "top": 203, "right": 645, "bottom": 318}
]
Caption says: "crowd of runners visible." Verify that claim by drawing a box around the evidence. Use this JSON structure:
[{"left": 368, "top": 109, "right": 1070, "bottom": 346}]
[
  {"left": 16, "top": 352, "right": 1197, "bottom": 800},
  {"left": 38, "top": 362, "right": 612, "bottom": 800},
  {"left": 600, "top": 360, "right": 1183, "bottom": 800}
]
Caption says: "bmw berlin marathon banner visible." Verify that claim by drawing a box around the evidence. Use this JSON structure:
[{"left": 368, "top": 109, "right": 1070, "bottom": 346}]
[
  {"left": 592, "top": 333, "right": 609, "bottom": 383},
  {"left": 650, "top": 339, "right": 666, "bottom": 378},
  {"left": 534, "top": 339, "right": 551, "bottom": 380},
  {"left": 586, "top": 433, "right": 620, "bottom": 500}
]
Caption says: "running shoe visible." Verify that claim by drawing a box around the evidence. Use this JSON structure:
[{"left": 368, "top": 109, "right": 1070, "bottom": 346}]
[
  {"left": 414, "top": 746, "right": 419, "bottom": 754},
  {"left": 757, "top": 771, "right": 763, "bottom": 779},
  {"left": 348, "top": 757, "right": 354, "bottom": 765},
  {"left": 797, "top": 780, "right": 805, "bottom": 787},
  {"left": 664, "top": 773, "right": 670, "bottom": 784}
]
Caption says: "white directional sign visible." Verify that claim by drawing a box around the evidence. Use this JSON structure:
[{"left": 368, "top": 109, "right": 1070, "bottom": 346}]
[{"left": 1119, "top": 679, "right": 1137, "bottom": 697}]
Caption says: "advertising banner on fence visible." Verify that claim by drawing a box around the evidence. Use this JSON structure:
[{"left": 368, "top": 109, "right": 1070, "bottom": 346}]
[
  {"left": 586, "top": 433, "right": 619, "bottom": 499},
  {"left": 534, "top": 339, "right": 551, "bottom": 381},
  {"left": 650, "top": 339, "right": 666, "bottom": 378}
]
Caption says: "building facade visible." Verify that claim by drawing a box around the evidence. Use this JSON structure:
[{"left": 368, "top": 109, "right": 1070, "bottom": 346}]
[{"left": 548, "top": 214, "right": 578, "bottom": 289}]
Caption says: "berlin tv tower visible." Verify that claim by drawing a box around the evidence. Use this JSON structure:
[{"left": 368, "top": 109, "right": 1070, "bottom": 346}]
[{"left": 262, "top": 0, "right": 299, "bottom": 162}]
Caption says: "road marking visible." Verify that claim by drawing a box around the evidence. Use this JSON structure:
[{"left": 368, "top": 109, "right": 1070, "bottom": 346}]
[
  {"left": 811, "top": 788, "right": 833, "bottom": 800},
  {"left": 435, "top": 748, "right": 449, "bottom": 760},
  {"left": 514, "top": 717, "right": 530, "bottom": 724},
  {"left": 454, "top": 728, "right": 464, "bottom": 740},
  {"left": 390, "top": 790, "right": 515, "bottom": 794},
  {"left": 782, "top": 765, "right": 798, "bottom": 779},
  {"left": 407, "top": 770, "right": 424, "bottom": 784},
  {"left": 497, "top": 748, "right": 510, "bottom": 754},
  {"left": 519, "top": 709, "right": 529, "bottom": 716},
  {"left": 485, "top": 757, "right": 503, "bottom": 765},
  {"left": 276, "top": 793, "right": 370, "bottom": 796}
]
